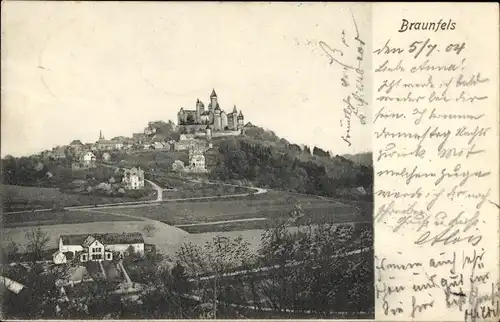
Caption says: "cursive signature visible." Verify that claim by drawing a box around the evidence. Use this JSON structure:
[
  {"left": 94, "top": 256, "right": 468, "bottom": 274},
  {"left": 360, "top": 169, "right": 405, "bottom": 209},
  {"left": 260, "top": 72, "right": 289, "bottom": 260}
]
[{"left": 318, "top": 10, "right": 367, "bottom": 147}]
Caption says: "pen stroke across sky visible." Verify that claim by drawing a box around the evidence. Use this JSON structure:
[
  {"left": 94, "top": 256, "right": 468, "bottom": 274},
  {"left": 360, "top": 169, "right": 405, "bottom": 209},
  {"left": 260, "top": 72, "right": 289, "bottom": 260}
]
[{"left": 1, "top": 2, "right": 372, "bottom": 157}]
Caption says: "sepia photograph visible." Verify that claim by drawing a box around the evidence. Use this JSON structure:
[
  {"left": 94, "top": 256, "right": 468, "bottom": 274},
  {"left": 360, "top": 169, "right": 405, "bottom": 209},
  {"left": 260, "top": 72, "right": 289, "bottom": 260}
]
[{"left": 1, "top": 2, "right": 374, "bottom": 319}]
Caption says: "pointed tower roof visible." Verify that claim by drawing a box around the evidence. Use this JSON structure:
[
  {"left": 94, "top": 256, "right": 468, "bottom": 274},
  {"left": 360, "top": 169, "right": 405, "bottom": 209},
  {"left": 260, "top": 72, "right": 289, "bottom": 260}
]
[
  {"left": 238, "top": 110, "right": 244, "bottom": 118},
  {"left": 233, "top": 105, "right": 237, "bottom": 113},
  {"left": 210, "top": 89, "right": 217, "bottom": 98}
]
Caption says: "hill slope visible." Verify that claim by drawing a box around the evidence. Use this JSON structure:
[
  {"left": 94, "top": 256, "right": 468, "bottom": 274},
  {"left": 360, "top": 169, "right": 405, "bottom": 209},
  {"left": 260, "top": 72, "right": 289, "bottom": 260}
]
[{"left": 342, "top": 153, "right": 373, "bottom": 167}]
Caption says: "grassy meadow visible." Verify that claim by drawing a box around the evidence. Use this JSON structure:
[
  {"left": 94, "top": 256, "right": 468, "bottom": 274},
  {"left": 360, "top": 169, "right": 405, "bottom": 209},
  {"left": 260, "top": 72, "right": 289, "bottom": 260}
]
[
  {"left": 3, "top": 209, "right": 138, "bottom": 228},
  {"left": 97, "top": 190, "right": 371, "bottom": 233},
  {"left": 1, "top": 184, "right": 156, "bottom": 212}
]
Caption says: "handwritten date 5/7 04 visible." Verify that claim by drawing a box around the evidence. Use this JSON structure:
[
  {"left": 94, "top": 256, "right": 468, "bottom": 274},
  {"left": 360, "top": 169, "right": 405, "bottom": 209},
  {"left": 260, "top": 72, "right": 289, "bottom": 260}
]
[{"left": 374, "top": 38, "right": 466, "bottom": 59}]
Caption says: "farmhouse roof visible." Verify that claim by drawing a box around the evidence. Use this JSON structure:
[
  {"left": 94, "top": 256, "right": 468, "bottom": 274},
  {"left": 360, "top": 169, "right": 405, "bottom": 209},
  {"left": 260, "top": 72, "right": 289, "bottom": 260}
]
[
  {"left": 0, "top": 276, "right": 26, "bottom": 294},
  {"left": 60, "top": 232, "right": 144, "bottom": 246}
]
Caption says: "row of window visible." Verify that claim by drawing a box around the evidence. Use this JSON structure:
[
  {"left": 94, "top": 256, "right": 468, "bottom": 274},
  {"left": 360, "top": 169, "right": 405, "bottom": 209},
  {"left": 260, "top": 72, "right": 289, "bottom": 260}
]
[
  {"left": 81, "top": 253, "right": 112, "bottom": 261},
  {"left": 92, "top": 247, "right": 102, "bottom": 253}
]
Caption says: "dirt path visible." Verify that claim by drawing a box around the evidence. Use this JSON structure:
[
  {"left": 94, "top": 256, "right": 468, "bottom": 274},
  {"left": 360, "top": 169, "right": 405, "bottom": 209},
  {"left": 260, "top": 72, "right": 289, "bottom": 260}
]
[
  {"left": 118, "top": 260, "right": 132, "bottom": 284},
  {"left": 145, "top": 179, "right": 163, "bottom": 201}
]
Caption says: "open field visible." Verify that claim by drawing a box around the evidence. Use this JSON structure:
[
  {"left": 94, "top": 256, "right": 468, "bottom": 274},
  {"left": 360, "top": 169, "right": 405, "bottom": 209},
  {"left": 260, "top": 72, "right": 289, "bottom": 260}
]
[
  {"left": 97, "top": 190, "right": 371, "bottom": 233},
  {"left": 3, "top": 209, "right": 138, "bottom": 228},
  {"left": 187, "top": 222, "right": 372, "bottom": 257},
  {"left": 1, "top": 184, "right": 156, "bottom": 212},
  {"left": 2, "top": 221, "right": 190, "bottom": 256}
]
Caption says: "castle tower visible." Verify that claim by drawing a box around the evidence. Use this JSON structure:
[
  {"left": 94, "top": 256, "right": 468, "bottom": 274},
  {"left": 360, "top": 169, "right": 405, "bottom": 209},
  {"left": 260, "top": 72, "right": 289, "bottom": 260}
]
[
  {"left": 221, "top": 111, "right": 228, "bottom": 130},
  {"left": 209, "top": 89, "right": 218, "bottom": 112},
  {"left": 232, "top": 105, "right": 238, "bottom": 130},
  {"left": 99, "top": 130, "right": 104, "bottom": 140},
  {"left": 196, "top": 99, "right": 202, "bottom": 124},
  {"left": 178, "top": 108, "right": 185, "bottom": 125},
  {"left": 214, "top": 106, "right": 222, "bottom": 131},
  {"left": 237, "top": 110, "right": 244, "bottom": 129}
]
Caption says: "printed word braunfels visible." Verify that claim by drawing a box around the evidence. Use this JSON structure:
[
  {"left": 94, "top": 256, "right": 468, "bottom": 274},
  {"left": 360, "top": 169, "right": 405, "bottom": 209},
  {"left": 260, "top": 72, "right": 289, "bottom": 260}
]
[{"left": 398, "top": 19, "right": 456, "bottom": 33}]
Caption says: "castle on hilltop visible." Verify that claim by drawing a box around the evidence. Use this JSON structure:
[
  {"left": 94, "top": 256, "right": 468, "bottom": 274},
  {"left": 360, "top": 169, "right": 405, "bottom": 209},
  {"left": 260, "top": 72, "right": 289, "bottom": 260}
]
[{"left": 177, "top": 89, "right": 244, "bottom": 132}]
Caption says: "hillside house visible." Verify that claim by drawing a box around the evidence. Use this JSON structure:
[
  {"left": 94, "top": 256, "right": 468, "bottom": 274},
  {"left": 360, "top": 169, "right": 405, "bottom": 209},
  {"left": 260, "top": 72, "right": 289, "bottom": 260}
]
[
  {"left": 175, "top": 137, "right": 207, "bottom": 151},
  {"left": 122, "top": 167, "right": 145, "bottom": 190},
  {"left": 55, "top": 232, "right": 145, "bottom": 264},
  {"left": 172, "top": 160, "right": 185, "bottom": 172},
  {"left": 150, "top": 141, "right": 169, "bottom": 150},
  {"left": 102, "top": 152, "right": 111, "bottom": 161},
  {"left": 96, "top": 139, "right": 117, "bottom": 151},
  {"left": 81, "top": 151, "right": 96, "bottom": 167},
  {"left": 186, "top": 147, "right": 208, "bottom": 173}
]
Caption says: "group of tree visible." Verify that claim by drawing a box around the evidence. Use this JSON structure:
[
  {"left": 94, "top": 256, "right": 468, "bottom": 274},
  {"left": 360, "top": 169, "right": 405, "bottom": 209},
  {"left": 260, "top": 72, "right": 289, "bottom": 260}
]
[
  {"left": 145, "top": 120, "right": 180, "bottom": 141},
  {"left": 209, "top": 140, "right": 373, "bottom": 198},
  {"left": 169, "top": 204, "right": 374, "bottom": 318},
  {"left": 2, "top": 155, "right": 49, "bottom": 186}
]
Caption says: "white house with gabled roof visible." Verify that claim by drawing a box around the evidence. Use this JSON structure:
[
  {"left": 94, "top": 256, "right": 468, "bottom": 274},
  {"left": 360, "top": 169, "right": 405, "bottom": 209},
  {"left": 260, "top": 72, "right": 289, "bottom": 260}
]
[{"left": 55, "top": 232, "right": 145, "bottom": 264}]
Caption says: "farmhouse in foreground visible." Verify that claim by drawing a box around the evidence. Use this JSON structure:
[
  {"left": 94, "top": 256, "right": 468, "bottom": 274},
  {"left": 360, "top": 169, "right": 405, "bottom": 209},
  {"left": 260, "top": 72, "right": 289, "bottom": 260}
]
[{"left": 53, "top": 232, "right": 145, "bottom": 264}]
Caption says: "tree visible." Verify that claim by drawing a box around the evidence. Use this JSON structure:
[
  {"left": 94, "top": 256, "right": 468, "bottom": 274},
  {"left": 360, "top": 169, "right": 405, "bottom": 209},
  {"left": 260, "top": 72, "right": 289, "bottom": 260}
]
[
  {"left": 255, "top": 204, "right": 374, "bottom": 316},
  {"left": 186, "top": 114, "right": 195, "bottom": 125},
  {"left": 171, "top": 262, "right": 190, "bottom": 294},
  {"left": 175, "top": 235, "right": 255, "bottom": 317},
  {"left": 1, "top": 262, "right": 70, "bottom": 319},
  {"left": 312, "top": 146, "right": 329, "bottom": 158},
  {"left": 4, "top": 240, "right": 19, "bottom": 260},
  {"left": 25, "top": 227, "right": 50, "bottom": 262}
]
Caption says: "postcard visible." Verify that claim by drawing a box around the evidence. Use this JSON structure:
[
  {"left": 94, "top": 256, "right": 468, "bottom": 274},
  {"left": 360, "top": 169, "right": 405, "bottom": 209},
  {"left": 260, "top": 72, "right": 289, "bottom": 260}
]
[{"left": 1, "top": 2, "right": 498, "bottom": 321}]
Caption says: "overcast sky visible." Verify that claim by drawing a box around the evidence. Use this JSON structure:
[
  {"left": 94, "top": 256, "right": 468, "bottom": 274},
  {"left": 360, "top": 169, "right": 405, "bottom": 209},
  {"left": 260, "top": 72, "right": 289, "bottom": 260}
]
[{"left": 2, "top": 2, "right": 372, "bottom": 157}]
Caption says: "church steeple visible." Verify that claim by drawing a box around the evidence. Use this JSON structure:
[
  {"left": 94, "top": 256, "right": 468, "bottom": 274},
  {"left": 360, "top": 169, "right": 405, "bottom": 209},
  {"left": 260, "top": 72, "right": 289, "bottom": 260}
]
[
  {"left": 99, "top": 130, "right": 104, "bottom": 140},
  {"left": 210, "top": 89, "right": 217, "bottom": 98}
]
